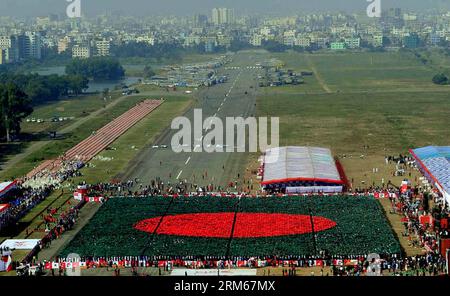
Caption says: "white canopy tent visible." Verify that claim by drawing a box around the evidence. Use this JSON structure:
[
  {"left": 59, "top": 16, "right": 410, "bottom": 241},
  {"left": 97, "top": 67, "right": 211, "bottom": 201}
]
[{"left": 262, "top": 146, "right": 343, "bottom": 193}]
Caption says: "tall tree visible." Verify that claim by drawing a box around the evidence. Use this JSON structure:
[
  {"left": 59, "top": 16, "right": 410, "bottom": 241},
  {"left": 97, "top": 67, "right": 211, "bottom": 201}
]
[
  {"left": 143, "top": 65, "right": 156, "bottom": 79},
  {"left": 0, "top": 82, "right": 33, "bottom": 142}
]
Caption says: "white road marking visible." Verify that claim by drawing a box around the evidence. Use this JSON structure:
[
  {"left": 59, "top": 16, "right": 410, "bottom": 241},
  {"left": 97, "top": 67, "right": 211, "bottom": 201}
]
[
  {"left": 185, "top": 157, "right": 191, "bottom": 165},
  {"left": 176, "top": 170, "right": 183, "bottom": 179}
]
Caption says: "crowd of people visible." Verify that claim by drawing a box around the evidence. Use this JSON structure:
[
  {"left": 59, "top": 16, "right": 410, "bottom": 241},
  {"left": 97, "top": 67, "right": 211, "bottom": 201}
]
[
  {"left": 26, "top": 251, "right": 447, "bottom": 276},
  {"left": 23, "top": 159, "right": 84, "bottom": 190},
  {"left": 389, "top": 186, "right": 448, "bottom": 252},
  {"left": 0, "top": 159, "right": 85, "bottom": 232},
  {"left": 22, "top": 205, "right": 82, "bottom": 267},
  {"left": 1, "top": 147, "right": 449, "bottom": 277},
  {"left": 71, "top": 175, "right": 249, "bottom": 198},
  {"left": 0, "top": 186, "right": 53, "bottom": 231}
]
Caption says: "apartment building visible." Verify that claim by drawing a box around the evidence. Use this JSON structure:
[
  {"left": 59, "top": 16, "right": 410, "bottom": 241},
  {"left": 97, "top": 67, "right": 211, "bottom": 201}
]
[{"left": 72, "top": 44, "right": 91, "bottom": 58}]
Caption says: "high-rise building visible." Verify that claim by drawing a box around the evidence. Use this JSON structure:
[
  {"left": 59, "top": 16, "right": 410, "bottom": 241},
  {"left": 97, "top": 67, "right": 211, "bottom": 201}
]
[
  {"left": 6, "top": 33, "right": 43, "bottom": 61},
  {"left": 0, "top": 49, "right": 5, "bottom": 65},
  {"left": 95, "top": 39, "right": 110, "bottom": 56},
  {"left": 16, "top": 35, "right": 29, "bottom": 60},
  {"left": 193, "top": 14, "right": 208, "bottom": 26},
  {"left": 211, "top": 8, "right": 235, "bottom": 25},
  {"left": 0, "top": 36, "right": 16, "bottom": 63},
  {"left": 25, "top": 32, "right": 42, "bottom": 59},
  {"left": 212, "top": 8, "right": 220, "bottom": 25},
  {"left": 72, "top": 45, "right": 92, "bottom": 59}
]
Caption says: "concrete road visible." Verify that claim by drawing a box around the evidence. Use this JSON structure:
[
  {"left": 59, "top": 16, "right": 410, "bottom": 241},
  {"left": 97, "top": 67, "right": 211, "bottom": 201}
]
[{"left": 121, "top": 52, "right": 268, "bottom": 190}]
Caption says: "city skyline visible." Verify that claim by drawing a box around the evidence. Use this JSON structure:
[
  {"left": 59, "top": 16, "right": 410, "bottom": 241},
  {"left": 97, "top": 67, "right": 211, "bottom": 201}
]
[{"left": 1, "top": 0, "right": 450, "bottom": 18}]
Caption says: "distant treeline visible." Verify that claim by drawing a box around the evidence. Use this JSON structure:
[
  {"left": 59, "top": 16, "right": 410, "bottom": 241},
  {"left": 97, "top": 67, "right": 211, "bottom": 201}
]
[
  {"left": 66, "top": 57, "right": 125, "bottom": 80},
  {"left": 0, "top": 73, "right": 89, "bottom": 104}
]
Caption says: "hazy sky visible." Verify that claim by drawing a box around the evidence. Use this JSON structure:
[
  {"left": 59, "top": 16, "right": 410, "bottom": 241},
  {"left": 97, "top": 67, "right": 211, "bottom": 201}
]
[{"left": 0, "top": 0, "right": 449, "bottom": 17}]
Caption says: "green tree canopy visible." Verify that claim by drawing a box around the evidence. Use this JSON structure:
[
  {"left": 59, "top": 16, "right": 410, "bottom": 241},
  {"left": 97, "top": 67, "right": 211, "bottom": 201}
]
[
  {"left": 432, "top": 73, "right": 449, "bottom": 85},
  {"left": 66, "top": 57, "right": 125, "bottom": 81},
  {"left": 143, "top": 65, "right": 156, "bottom": 79},
  {"left": 0, "top": 82, "right": 33, "bottom": 141}
]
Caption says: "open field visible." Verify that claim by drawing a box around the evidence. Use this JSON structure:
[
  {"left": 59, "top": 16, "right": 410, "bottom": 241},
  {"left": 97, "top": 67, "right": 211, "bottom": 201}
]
[
  {"left": 258, "top": 91, "right": 450, "bottom": 152},
  {"left": 256, "top": 50, "right": 450, "bottom": 187},
  {"left": 60, "top": 196, "right": 400, "bottom": 258},
  {"left": 270, "top": 51, "right": 450, "bottom": 93},
  {"left": 20, "top": 93, "right": 123, "bottom": 134}
]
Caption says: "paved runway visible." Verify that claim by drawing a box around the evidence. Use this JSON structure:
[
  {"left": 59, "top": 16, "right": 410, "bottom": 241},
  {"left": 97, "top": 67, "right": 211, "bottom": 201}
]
[{"left": 121, "top": 52, "right": 267, "bottom": 189}]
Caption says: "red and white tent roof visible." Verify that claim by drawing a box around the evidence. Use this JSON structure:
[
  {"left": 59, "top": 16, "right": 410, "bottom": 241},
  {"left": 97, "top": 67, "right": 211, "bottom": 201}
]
[
  {"left": 0, "top": 181, "right": 16, "bottom": 197},
  {"left": 0, "top": 204, "right": 10, "bottom": 213},
  {"left": 261, "top": 146, "right": 343, "bottom": 185}
]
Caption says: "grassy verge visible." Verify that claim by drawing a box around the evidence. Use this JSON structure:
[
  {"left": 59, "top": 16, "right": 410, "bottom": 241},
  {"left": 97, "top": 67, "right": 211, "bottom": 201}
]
[{"left": 21, "top": 91, "right": 123, "bottom": 135}]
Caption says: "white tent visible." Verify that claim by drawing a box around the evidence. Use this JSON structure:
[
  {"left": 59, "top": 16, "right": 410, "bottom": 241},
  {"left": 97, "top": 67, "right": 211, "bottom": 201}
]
[
  {"left": 0, "top": 181, "right": 16, "bottom": 198},
  {"left": 262, "top": 146, "right": 343, "bottom": 193}
]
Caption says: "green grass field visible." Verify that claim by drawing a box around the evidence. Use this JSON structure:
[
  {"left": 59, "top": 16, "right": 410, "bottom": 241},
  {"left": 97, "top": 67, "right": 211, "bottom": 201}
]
[
  {"left": 255, "top": 49, "right": 449, "bottom": 188},
  {"left": 21, "top": 92, "right": 123, "bottom": 135},
  {"left": 258, "top": 91, "right": 450, "bottom": 153},
  {"left": 270, "top": 51, "right": 450, "bottom": 93}
]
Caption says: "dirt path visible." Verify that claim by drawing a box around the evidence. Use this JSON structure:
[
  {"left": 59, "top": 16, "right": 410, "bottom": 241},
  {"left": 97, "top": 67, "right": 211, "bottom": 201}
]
[
  {"left": 305, "top": 55, "right": 332, "bottom": 93},
  {"left": 378, "top": 198, "right": 425, "bottom": 257}
]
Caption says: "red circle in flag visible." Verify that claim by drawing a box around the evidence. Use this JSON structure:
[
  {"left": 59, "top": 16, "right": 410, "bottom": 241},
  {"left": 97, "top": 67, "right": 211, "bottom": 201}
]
[{"left": 134, "top": 212, "right": 336, "bottom": 238}]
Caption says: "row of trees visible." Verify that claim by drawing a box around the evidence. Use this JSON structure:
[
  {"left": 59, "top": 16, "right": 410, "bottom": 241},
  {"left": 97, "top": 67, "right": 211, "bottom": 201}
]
[
  {"left": 66, "top": 57, "right": 125, "bottom": 80},
  {"left": 0, "top": 73, "right": 89, "bottom": 105}
]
